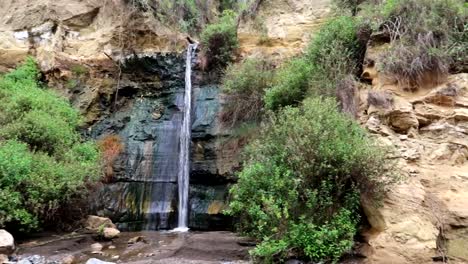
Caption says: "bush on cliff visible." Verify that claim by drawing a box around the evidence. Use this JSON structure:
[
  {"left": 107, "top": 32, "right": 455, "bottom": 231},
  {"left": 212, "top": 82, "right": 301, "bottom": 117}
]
[
  {"left": 264, "top": 16, "right": 362, "bottom": 110},
  {"left": 378, "top": 0, "right": 466, "bottom": 84},
  {"left": 201, "top": 10, "right": 238, "bottom": 70},
  {"left": 221, "top": 58, "right": 275, "bottom": 128},
  {"left": 353, "top": 0, "right": 467, "bottom": 85},
  {"left": 0, "top": 58, "right": 100, "bottom": 232},
  {"left": 228, "top": 98, "right": 398, "bottom": 263}
]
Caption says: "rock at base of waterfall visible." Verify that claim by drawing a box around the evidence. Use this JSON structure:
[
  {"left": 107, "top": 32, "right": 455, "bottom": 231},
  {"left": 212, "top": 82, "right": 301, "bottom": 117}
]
[
  {"left": 0, "top": 230, "right": 15, "bottom": 255},
  {"left": 90, "top": 243, "right": 103, "bottom": 254},
  {"left": 103, "top": 228, "right": 120, "bottom": 240},
  {"left": 86, "top": 258, "right": 116, "bottom": 264},
  {"left": 85, "top": 216, "right": 116, "bottom": 231},
  {"left": 60, "top": 254, "right": 75, "bottom": 264},
  {"left": 17, "top": 255, "right": 45, "bottom": 264},
  {"left": 0, "top": 254, "right": 8, "bottom": 264},
  {"left": 128, "top": 236, "right": 147, "bottom": 244}
]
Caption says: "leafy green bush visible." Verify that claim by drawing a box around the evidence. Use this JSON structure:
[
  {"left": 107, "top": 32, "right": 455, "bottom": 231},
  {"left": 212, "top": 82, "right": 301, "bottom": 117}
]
[
  {"left": 228, "top": 98, "right": 398, "bottom": 263},
  {"left": 264, "top": 58, "right": 311, "bottom": 110},
  {"left": 201, "top": 10, "right": 239, "bottom": 70},
  {"left": 221, "top": 58, "right": 275, "bottom": 128},
  {"left": 0, "top": 58, "right": 100, "bottom": 232},
  {"left": 265, "top": 16, "right": 362, "bottom": 110}
]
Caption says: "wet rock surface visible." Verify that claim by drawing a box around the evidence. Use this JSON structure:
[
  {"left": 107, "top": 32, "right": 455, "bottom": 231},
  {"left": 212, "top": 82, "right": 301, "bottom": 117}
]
[
  {"left": 16, "top": 231, "right": 251, "bottom": 264},
  {"left": 89, "top": 53, "right": 236, "bottom": 231}
]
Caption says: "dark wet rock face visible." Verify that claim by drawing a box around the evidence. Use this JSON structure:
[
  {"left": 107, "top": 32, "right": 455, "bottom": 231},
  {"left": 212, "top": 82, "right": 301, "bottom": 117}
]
[{"left": 90, "top": 52, "right": 236, "bottom": 231}]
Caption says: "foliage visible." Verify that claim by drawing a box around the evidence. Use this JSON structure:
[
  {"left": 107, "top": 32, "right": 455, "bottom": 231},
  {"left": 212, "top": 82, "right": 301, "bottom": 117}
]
[
  {"left": 219, "top": 0, "right": 250, "bottom": 12},
  {"left": 333, "top": 0, "right": 365, "bottom": 15},
  {"left": 380, "top": 34, "right": 451, "bottom": 86},
  {"left": 131, "top": 0, "right": 202, "bottom": 33},
  {"left": 221, "top": 58, "right": 275, "bottom": 128},
  {"left": 228, "top": 98, "right": 399, "bottom": 263},
  {"left": 264, "top": 16, "right": 362, "bottom": 110},
  {"left": 71, "top": 65, "right": 88, "bottom": 77},
  {"left": 0, "top": 58, "right": 100, "bottom": 232},
  {"left": 358, "top": 0, "right": 467, "bottom": 84},
  {"left": 201, "top": 10, "right": 239, "bottom": 70},
  {"left": 98, "top": 134, "right": 124, "bottom": 183}
]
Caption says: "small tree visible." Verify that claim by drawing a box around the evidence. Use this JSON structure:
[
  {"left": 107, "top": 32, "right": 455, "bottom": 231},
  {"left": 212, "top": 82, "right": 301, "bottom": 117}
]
[{"left": 200, "top": 10, "right": 239, "bottom": 70}]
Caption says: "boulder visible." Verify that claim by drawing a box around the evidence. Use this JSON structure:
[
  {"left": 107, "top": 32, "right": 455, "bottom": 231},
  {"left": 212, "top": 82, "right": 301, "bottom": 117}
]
[
  {"left": 61, "top": 254, "right": 75, "bottom": 264},
  {"left": 0, "top": 254, "right": 8, "bottom": 264},
  {"left": 0, "top": 230, "right": 14, "bottom": 255},
  {"left": 17, "top": 255, "right": 45, "bottom": 264},
  {"left": 85, "top": 215, "right": 116, "bottom": 231},
  {"left": 127, "top": 236, "right": 147, "bottom": 244},
  {"left": 102, "top": 228, "right": 120, "bottom": 240},
  {"left": 90, "top": 243, "right": 103, "bottom": 253},
  {"left": 386, "top": 109, "right": 419, "bottom": 133},
  {"left": 85, "top": 258, "right": 115, "bottom": 264}
]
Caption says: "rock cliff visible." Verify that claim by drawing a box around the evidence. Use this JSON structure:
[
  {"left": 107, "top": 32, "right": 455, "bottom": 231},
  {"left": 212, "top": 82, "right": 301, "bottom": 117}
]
[
  {"left": 0, "top": 0, "right": 236, "bottom": 230},
  {"left": 0, "top": 0, "right": 186, "bottom": 123},
  {"left": 358, "top": 45, "right": 468, "bottom": 263},
  {"left": 238, "top": 0, "right": 331, "bottom": 60},
  {"left": 0, "top": 0, "right": 467, "bottom": 262}
]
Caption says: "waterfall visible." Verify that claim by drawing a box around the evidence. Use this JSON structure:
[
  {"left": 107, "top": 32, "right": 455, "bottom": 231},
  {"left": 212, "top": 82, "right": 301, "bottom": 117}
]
[{"left": 174, "top": 43, "right": 197, "bottom": 232}]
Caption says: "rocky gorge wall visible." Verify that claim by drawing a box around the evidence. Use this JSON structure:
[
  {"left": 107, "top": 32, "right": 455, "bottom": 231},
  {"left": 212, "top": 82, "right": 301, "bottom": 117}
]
[
  {"left": 0, "top": 0, "right": 238, "bottom": 231},
  {"left": 357, "top": 45, "right": 468, "bottom": 263},
  {"left": 0, "top": 0, "right": 467, "bottom": 262},
  {"left": 89, "top": 53, "right": 237, "bottom": 230}
]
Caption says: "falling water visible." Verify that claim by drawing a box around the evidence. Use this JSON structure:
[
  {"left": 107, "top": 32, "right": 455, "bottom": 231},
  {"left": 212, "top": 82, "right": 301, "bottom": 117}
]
[{"left": 174, "top": 43, "right": 197, "bottom": 232}]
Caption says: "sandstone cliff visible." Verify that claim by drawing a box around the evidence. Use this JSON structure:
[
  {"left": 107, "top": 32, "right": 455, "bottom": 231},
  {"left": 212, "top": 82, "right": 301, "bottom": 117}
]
[
  {"left": 238, "top": 0, "right": 331, "bottom": 60},
  {"left": 359, "top": 48, "right": 468, "bottom": 264}
]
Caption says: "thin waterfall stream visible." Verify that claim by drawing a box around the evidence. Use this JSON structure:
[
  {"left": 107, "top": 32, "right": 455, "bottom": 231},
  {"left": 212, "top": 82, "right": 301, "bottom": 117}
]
[{"left": 174, "top": 43, "right": 197, "bottom": 232}]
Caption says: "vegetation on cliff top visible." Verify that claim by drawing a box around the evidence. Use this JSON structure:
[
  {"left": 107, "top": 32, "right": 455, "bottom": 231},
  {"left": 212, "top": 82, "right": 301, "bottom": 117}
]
[
  {"left": 264, "top": 16, "right": 364, "bottom": 110},
  {"left": 0, "top": 58, "right": 100, "bottom": 232},
  {"left": 200, "top": 10, "right": 239, "bottom": 70},
  {"left": 353, "top": 0, "right": 467, "bottom": 85}
]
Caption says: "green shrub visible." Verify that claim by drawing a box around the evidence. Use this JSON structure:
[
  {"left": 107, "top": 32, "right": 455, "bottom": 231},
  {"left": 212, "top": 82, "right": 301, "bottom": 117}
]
[
  {"left": 221, "top": 58, "right": 275, "bottom": 128},
  {"left": 70, "top": 65, "right": 88, "bottom": 77},
  {"left": 264, "top": 58, "right": 311, "bottom": 110},
  {"left": 228, "top": 98, "right": 399, "bottom": 263},
  {"left": 0, "top": 58, "right": 100, "bottom": 232},
  {"left": 201, "top": 10, "right": 239, "bottom": 70},
  {"left": 264, "top": 16, "right": 362, "bottom": 110}
]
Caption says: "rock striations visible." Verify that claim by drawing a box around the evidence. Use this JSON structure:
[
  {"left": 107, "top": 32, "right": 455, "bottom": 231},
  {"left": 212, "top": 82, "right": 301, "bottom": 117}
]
[{"left": 358, "top": 43, "right": 468, "bottom": 263}]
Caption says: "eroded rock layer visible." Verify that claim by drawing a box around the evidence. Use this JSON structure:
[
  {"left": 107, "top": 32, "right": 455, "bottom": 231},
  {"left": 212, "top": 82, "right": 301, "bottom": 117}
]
[
  {"left": 238, "top": 0, "right": 331, "bottom": 60},
  {"left": 359, "top": 44, "right": 468, "bottom": 263}
]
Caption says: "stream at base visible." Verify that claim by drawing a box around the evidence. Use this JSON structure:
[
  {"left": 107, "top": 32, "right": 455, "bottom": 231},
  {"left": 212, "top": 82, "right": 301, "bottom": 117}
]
[{"left": 16, "top": 231, "right": 251, "bottom": 264}]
